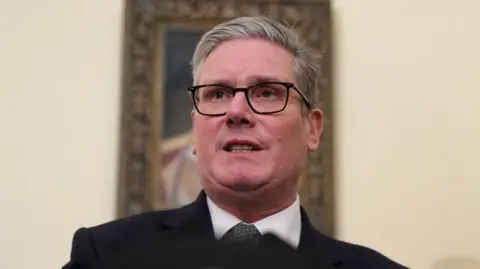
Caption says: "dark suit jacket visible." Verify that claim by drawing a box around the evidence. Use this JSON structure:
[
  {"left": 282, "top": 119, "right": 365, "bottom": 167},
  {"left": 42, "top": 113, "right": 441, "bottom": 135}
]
[{"left": 63, "top": 191, "right": 408, "bottom": 269}]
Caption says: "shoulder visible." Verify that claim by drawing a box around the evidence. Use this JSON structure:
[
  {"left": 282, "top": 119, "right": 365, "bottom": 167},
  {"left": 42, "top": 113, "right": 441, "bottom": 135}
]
[
  {"left": 64, "top": 206, "right": 187, "bottom": 268},
  {"left": 330, "top": 236, "right": 409, "bottom": 269},
  {"left": 86, "top": 205, "right": 189, "bottom": 250},
  {"left": 87, "top": 210, "right": 169, "bottom": 240},
  {"left": 344, "top": 242, "right": 408, "bottom": 268}
]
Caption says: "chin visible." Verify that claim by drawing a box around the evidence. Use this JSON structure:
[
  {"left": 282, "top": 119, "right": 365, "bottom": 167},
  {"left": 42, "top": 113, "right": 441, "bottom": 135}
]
[{"left": 214, "top": 169, "right": 270, "bottom": 192}]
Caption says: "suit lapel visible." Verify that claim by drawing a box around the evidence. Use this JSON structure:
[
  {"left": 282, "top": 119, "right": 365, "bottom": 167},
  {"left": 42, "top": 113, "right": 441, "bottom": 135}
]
[
  {"left": 159, "top": 190, "right": 215, "bottom": 238},
  {"left": 297, "top": 207, "right": 343, "bottom": 268}
]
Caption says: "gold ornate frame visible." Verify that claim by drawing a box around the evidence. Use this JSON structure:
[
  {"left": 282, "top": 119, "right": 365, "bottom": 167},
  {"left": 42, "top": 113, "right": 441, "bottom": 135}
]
[{"left": 116, "top": 0, "right": 335, "bottom": 236}]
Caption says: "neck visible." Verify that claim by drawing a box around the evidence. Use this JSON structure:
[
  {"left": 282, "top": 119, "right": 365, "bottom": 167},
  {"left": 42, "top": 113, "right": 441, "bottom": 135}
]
[{"left": 209, "top": 192, "right": 297, "bottom": 223}]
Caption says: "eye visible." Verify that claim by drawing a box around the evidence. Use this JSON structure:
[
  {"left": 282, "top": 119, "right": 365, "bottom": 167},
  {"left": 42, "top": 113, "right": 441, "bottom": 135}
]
[
  {"left": 199, "top": 86, "right": 232, "bottom": 101},
  {"left": 251, "top": 84, "right": 285, "bottom": 99},
  {"left": 260, "top": 90, "right": 274, "bottom": 98},
  {"left": 211, "top": 90, "right": 226, "bottom": 99}
]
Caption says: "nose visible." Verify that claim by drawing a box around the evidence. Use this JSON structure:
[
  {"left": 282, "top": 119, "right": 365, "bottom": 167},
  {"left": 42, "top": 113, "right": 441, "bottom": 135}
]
[{"left": 225, "top": 91, "right": 254, "bottom": 127}]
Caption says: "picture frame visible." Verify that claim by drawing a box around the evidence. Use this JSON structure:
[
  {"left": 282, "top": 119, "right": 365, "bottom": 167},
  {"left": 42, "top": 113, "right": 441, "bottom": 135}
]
[{"left": 116, "top": 0, "right": 335, "bottom": 236}]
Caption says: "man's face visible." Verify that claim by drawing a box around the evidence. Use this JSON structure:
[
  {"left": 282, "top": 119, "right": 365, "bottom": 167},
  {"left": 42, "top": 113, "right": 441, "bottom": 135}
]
[{"left": 191, "top": 38, "right": 323, "bottom": 203}]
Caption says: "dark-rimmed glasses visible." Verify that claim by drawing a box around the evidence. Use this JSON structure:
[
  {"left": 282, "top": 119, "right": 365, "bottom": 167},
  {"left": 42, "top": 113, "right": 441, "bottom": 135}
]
[{"left": 187, "top": 81, "right": 312, "bottom": 116}]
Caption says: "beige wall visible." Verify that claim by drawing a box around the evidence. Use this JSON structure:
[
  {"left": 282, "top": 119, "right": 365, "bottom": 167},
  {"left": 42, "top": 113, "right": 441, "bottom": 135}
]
[
  {"left": 333, "top": 1, "right": 480, "bottom": 268},
  {"left": 0, "top": 0, "right": 478, "bottom": 268},
  {"left": 0, "top": 1, "right": 123, "bottom": 269}
]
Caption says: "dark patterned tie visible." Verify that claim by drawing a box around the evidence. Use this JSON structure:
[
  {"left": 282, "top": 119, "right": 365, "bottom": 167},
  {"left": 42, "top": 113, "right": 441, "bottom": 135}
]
[{"left": 221, "top": 222, "right": 262, "bottom": 243}]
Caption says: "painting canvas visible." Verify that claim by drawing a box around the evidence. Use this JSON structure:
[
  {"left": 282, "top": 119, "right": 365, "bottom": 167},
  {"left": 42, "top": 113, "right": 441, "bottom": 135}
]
[
  {"left": 158, "top": 25, "right": 205, "bottom": 208},
  {"left": 117, "top": 0, "right": 335, "bottom": 236}
]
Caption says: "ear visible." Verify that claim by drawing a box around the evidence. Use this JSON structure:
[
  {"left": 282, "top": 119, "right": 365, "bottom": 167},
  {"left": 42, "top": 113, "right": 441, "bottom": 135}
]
[
  {"left": 190, "top": 110, "right": 197, "bottom": 155},
  {"left": 305, "top": 108, "right": 323, "bottom": 151}
]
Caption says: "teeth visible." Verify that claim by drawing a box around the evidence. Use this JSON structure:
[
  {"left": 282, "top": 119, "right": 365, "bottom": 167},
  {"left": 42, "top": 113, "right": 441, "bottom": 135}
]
[{"left": 228, "top": 144, "right": 255, "bottom": 152}]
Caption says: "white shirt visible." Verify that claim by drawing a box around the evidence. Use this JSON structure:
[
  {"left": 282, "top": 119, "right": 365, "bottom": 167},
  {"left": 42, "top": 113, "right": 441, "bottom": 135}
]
[{"left": 206, "top": 194, "right": 302, "bottom": 248}]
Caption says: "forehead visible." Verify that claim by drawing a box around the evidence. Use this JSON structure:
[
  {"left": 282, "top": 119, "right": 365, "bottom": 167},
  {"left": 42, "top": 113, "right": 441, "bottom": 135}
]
[{"left": 197, "top": 38, "right": 295, "bottom": 85}]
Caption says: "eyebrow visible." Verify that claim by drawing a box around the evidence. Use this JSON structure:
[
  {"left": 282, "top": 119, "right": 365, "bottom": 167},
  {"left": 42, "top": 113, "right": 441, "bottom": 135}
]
[
  {"left": 249, "top": 75, "right": 283, "bottom": 83},
  {"left": 200, "top": 75, "right": 286, "bottom": 86}
]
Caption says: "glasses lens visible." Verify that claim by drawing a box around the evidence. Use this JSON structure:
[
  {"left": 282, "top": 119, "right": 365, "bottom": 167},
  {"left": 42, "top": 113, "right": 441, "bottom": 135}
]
[
  {"left": 248, "top": 83, "right": 288, "bottom": 113},
  {"left": 195, "top": 85, "right": 233, "bottom": 115}
]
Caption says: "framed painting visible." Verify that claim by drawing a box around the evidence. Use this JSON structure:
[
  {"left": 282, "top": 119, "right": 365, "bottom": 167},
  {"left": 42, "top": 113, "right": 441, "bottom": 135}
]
[{"left": 116, "top": 0, "right": 335, "bottom": 236}]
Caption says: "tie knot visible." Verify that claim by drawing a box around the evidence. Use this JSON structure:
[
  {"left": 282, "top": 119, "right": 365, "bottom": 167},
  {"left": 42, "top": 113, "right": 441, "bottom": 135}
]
[{"left": 222, "top": 222, "right": 261, "bottom": 243}]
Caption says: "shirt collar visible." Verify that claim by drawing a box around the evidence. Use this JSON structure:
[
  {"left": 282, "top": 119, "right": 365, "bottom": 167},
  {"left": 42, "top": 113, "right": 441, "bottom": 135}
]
[{"left": 206, "top": 194, "right": 302, "bottom": 248}]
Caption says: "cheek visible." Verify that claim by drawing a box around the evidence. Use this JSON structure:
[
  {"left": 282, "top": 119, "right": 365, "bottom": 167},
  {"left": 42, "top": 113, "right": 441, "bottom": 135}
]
[
  {"left": 193, "top": 118, "right": 220, "bottom": 153},
  {"left": 271, "top": 118, "right": 308, "bottom": 158},
  {"left": 273, "top": 116, "right": 305, "bottom": 143}
]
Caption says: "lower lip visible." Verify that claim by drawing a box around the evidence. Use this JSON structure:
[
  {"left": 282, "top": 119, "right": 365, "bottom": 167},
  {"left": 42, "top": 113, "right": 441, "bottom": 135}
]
[{"left": 223, "top": 150, "right": 263, "bottom": 155}]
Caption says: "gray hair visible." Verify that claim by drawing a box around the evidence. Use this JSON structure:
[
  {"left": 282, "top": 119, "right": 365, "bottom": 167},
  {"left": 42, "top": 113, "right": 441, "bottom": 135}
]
[{"left": 190, "top": 16, "right": 321, "bottom": 108}]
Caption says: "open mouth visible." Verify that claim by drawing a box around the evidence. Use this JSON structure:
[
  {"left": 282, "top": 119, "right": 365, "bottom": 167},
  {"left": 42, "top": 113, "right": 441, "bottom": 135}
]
[{"left": 223, "top": 143, "right": 261, "bottom": 153}]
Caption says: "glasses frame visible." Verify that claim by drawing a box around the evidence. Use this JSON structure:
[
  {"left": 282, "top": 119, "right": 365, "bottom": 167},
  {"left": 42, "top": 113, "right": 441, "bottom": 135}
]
[{"left": 187, "top": 81, "right": 313, "bottom": 116}]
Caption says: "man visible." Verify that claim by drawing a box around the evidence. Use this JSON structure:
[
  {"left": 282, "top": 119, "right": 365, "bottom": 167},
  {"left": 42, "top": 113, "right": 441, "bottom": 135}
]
[{"left": 63, "top": 16, "right": 408, "bottom": 269}]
